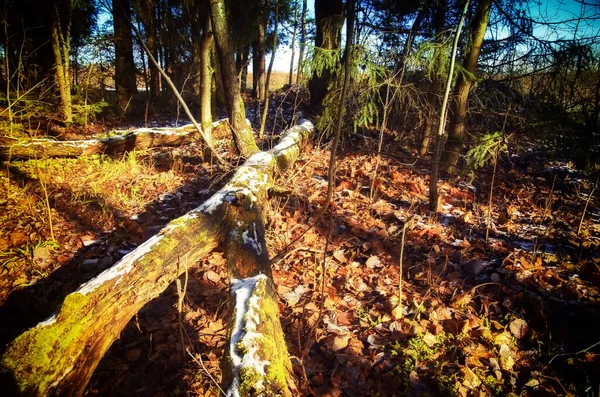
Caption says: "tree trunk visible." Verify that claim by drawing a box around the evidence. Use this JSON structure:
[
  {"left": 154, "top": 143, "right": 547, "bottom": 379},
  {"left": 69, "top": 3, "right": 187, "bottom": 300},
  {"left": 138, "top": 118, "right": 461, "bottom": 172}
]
[
  {"left": 419, "top": 0, "right": 446, "bottom": 156},
  {"left": 113, "top": 0, "right": 137, "bottom": 115},
  {"left": 259, "top": 0, "right": 279, "bottom": 139},
  {"left": 51, "top": 4, "right": 72, "bottom": 123},
  {"left": 190, "top": 13, "right": 202, "bottom": 101},
  {"left": 440, "top": 0, "right": 492, "bottom": 174},
  {"left": 429, "top": 0, "right": 470, "bottom": 213},
  {"left": 295, "top": 0, "right": 307, "bottom": 84},
  {"left": 288, "top": 0, "right": 298, "bottom": 86},
  {"left": 240, "top": 45, "right": 249, "bottom": 91},
  {"left": 308, "top": 0, "right": 344, "bottom": 111},
  {"left": 0, "top": 122, "right": 227, "bottom": 160},
  {"left": 139, "top": 0, "right": 160, "bottom": 97},
  {"left": 210, "top": 0, "right": 260, "bottom": 157},
  {"left": 252, "top": 23, "right": 266, "bottom": 101},
  {"left": 0, "top": 119, "right": 315, "bottom": 397},
  {"left": 200, "top": 14, "right": 214, "bottom": 144},
  {"left": 420, "top": 78, "right": 442, "bottom": 156}
]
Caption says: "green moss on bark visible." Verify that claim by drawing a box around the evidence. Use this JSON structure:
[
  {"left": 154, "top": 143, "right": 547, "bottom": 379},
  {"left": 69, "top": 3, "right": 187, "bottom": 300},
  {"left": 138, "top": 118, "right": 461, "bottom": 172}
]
[
  {"left": 1, "top": 292, "right": 94, "bottom": 394},
  {"left": 236, "top": 278, "right": 292, "bottom": 396}
]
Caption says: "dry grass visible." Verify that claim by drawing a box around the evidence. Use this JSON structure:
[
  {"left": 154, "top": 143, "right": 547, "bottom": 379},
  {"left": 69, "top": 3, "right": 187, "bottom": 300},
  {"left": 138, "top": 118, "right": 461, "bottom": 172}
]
[{"left": 246, "top": 71, "right": 296, "bottom": 92}]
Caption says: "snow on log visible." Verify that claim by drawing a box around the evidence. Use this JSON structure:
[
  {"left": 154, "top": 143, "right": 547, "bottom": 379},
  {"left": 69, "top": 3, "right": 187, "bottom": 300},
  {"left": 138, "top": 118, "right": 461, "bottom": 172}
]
[
  {"left": 0, "top": 122, "right": 217, "bottom": 159},
  {"left": 0, "top": 118, "right": 314, "bottom": 396},
  {"left": 224, "top": 275, "right": 292, "bottom": 397}
]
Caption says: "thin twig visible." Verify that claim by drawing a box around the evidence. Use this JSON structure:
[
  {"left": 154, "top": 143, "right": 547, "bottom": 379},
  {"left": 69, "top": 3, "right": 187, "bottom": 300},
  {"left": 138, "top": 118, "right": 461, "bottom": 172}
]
[
  {"left": 398, "top": 215, "right": 414, "bottom": 314},
  {"left": 578, "top": 175, "right": 599, "bottom": 236},
  {"left": 186, "top": 348, "right": 227, "bottom": 396},
  {"left": 549, "top": 340, "right": 600, "bottom": 365}
]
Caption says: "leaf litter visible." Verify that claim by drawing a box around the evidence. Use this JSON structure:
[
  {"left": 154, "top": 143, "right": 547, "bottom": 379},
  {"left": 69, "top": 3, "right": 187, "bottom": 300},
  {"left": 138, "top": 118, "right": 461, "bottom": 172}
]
[{"left": 0, "top": 107, "right": 599, "bottom": 396}]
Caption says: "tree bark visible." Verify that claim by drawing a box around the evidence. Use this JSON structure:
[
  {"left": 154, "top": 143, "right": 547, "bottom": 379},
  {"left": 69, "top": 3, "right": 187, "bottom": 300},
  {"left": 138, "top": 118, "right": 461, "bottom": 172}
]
[
  {"left": 113, "top": 0, "right": 137, "bottom": 115},
  {"left": 0, "top": 123, "right": 224, "bottom": 159},
  {"left": 419, "top": 0, "right": 446, "bottom": 156},
  {"left": 252, "top": 23, "right": 266, "bottom": 101},
  {"left": 240, "top": 45, "right": 249, "bottom": 91},
  {"left": 308, "top": 0, "right": 344, "bottom": 111},
  {"left": 200, "top": 14, "right": 214, "bottom": 144},
  {"left": 429, "top": 0, "right": 470, "bottom": 213},
  {"left": 317, "top": 0, "right": 354, "bottom": 216},
  {"left": 0, "top": 119, "right": 315, "bottom": 397},
  {"left": 440, "top": 0, "right": 492, "bottom": 174},
  {"left": 51, "top": 3, "right": 72, "bottom": 123},
  {"left": 259, "top": 0, "right": 279, "bottom": 139},
  {"left": 288, "top": 0, "right": 298, "bottom": 86},
  {"left": 295, "top": 0, "right": 307, "bottom": 84},
  {"left": 138, "top": 0, "right": 160, "bottom": 97},
  {"left": 210, "top": 0, "right": 260, "bottom": 157}
]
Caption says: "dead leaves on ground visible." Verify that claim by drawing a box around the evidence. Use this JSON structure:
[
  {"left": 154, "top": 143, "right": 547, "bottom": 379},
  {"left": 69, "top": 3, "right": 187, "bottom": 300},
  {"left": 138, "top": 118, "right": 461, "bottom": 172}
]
[{"left": 266, "top": 146, "right": 599, "bottom": 396}]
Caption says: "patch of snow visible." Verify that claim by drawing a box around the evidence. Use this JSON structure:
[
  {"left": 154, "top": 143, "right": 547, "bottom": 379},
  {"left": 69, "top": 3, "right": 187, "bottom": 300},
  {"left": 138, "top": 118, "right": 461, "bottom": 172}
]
[
  {"left": 273, "top": 130, "right": 301, "bottom": 154},
  {"left": 514, "top": 240, "right": 533, "bottom": 251},
  {"left": 440, "top": 213, "right": 457, "bottom": 226},
  {"left": 77, "top": 234, "right": 164, "bottom": 295},
  {"left": 82, "top": 239, "right": 98, "bottom": 247},
  {"left": 245, "top": 151, "right": 273, "bottom": 167},
  {"left": 198, "top": 189, "right": 227, "bottom": 214},
  {"left": 228, "top": 274, "right": 271, "bottom": 397},
  {"left": 242, "top": 224, "right": 263, "bottom": 256},
  {"left": 38, "top": 314, "right": 57, "bottom": 327}
]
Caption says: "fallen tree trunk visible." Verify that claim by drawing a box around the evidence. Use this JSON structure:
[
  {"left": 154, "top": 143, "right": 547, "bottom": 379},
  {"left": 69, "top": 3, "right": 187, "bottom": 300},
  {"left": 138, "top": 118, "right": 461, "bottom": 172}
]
[
  {"left": 0, "top": 121, "right": 229, "bottom": 160},
  {"left": 0, "top": 119, "right": 314, "bottom": 396}
]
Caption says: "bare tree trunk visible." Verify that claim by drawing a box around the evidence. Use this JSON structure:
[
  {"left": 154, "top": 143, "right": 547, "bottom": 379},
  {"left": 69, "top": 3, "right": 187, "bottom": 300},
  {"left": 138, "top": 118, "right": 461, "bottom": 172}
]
[
  {"left": 0, "top": 120, "right": 314, "bottom": 397},
  {"left": 252, "top": 23, "right": 266, "bottom": 101},
  {"left": 113, "top": 0, "right": 137, "bottom": 115},
  {"left": 51, "top": 4, "right": 72, "bottom": 123},
  {"left": 240, "top": 45, "right": 249, "bottom": 91},
  {"left": 309, "top": 0, "right": 344, "bottom": 111},
  {"left": 429, "top": 0, "right": 470, "bottom": 213},
  {"left": 210, "top": 0, "right": 260, "bottom": 157},
  {"left": 200, "top": 14, "right": 214, "bottom": 144},
  {"left": 295, "top": 0, "right": 307, "bottom": 84},
  {"left": 419, "top": 0, "right": 446, "bottom": 156},
  {"left": 317, "top": 0, "right": 354, "bottom": 216},
  {"left": 0, "top": 122, "right": 227, "bottom": 159},
  {"left": 288, "top": 0, "right": 299, "bottom": 85},
  {"left": 259, "top": 0, "right": 279, "bottom": 139},
  {"left": 440, "top": 0, "right": 492, "bottom": 174}
]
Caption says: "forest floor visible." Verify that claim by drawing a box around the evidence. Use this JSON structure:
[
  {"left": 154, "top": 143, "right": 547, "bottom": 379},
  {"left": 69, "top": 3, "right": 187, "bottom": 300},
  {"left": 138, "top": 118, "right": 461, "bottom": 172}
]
[{"left": 0, "top": 89, "right": 599, "bottom": 396}]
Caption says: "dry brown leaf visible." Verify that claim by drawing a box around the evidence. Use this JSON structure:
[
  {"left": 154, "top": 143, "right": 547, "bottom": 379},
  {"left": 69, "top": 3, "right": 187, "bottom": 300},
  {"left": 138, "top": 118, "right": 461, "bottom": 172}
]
[
  {"left": 461, "top": 366, "right": 482, "bottom": 389},
  {"left": 509, "top": 318, "right": 528, "bottom": 339},
  {"left": 203, "top": 270, "right": 220, "bottom": 283},
  {"left": 422, "top": 332, "right": 437, "bottom": 347}
]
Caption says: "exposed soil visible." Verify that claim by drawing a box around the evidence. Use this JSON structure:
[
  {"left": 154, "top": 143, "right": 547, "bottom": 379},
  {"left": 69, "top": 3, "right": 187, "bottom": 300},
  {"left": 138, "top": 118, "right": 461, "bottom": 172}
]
[{"left": 1, "top": 90, "right": 599, "bottom": 396}]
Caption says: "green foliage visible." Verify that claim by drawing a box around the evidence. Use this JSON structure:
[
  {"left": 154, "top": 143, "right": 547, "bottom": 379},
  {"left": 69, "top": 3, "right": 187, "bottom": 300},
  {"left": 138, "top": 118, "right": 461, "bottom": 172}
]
[
  {"left": 413, "top": 35, "right": 452, "bottom": 83},
  {"left": 72, "top": 98, "right": 108, "bottom": 125},
  {"left": 414, "top": 37, "right": 478, "bottom": 85},
  {"left": 355, "top": 306, "right": 383, "bottom": 327},
  {"left": 307, "top": 43, "right": 386, "bottom": 137},
  {"left": 303, "top": 46, "right": 342, "bottom": 81},
  {"left": 465, "top": 131, "right": 509, "bottom": 170}
]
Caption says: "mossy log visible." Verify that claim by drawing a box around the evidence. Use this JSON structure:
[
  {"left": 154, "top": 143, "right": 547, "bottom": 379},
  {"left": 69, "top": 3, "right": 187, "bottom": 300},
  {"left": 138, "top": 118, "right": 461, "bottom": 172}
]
[
  {"left": 0, "top": 123, "right": 208, "bottom": 160},
  {"left": 0, "top": 119, "right": 314, "bottom": 396}
]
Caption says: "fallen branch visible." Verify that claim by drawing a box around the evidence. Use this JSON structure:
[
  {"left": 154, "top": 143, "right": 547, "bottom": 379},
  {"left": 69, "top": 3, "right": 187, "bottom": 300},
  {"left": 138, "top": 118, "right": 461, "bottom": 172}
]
[
  {"left": 0, "top": 119, "right": 314, "bottom": 396},
  {"left": 0, "top": 120, "right": 230, "bottom": 160}
]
